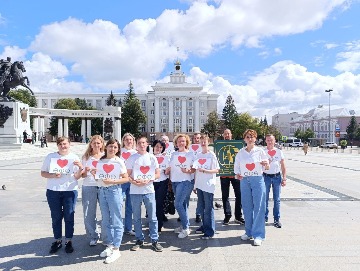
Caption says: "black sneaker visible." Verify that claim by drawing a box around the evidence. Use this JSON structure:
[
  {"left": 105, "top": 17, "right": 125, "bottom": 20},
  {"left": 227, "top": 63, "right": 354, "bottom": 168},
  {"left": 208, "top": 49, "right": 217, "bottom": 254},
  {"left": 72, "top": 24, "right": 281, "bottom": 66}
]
[
  {"left": 274, "top": 220, "right": 282, "bottom": 228},
  {"left": 195, "top": 227, "right": 204, "bottom": 234},
  {"left": 131, "top": 240, "right": 144, "bottom": 251},
  {"left": 152, "top": 241, "right": 163, "bottom": 252},
  {"left": 163, "top": 215, "right": 168, "bottom": 222},
  {"left": 234, "top": 217, "right": 245, "bottom": 225},
  {"left": 222, "top": 216, "right": 231, "bottom": 225},
  {"left": 65, "top": 241, "right": 74, "bottom": 253},
  {"left": 49, "top": 240, "right": 62, "bottom": 254},
  {"left": 265, "top": 218, "right": 268, "bottom": 223},
  {"left": 177, "top": 217, "right": 181, "bottom": 222},
  {"left": 195, "top": 215, "right": 202, "bottom": 223}
]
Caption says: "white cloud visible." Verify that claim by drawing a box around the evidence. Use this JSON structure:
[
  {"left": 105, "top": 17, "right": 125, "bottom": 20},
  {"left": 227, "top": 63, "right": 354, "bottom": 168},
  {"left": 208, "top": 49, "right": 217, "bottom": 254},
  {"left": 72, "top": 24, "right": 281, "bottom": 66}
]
[{"left": 334, "top": 40, "right": 360, "bottom": 72}]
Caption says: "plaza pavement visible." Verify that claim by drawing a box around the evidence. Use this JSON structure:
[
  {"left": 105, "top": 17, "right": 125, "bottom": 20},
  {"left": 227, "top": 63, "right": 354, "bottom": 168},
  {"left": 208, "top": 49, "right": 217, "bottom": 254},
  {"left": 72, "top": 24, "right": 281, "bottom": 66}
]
[{"left": 0, "top": 143, "right": 359, "bottom": 271}]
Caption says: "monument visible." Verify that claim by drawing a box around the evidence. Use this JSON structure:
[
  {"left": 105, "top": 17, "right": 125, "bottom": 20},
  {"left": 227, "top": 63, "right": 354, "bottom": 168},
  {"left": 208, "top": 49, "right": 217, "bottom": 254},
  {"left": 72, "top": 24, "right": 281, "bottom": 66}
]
[{"left": 0, "top": 57, "right": 33, "bottom": 147}]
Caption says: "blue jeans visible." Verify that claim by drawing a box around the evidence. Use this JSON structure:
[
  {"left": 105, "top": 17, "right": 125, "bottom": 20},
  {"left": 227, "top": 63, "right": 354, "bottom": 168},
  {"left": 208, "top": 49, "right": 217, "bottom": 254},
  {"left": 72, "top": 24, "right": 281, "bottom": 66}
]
[
  {"left": 240, "top": 176, "right": 266, "bottom": 240},
  {"left": 264, "top": 174, "right": 282, "bottom": 221},
  {"left": 197, "top": 189, "right": 215, "bottom": 237},
  {"left": 172, "top": 180, "right": 194, "bottom": 230},
  {"left": 121, "top": 182, "right": 133, "bottom": 232},
  {"left": 131, "top": 193, "right": 158, "bottom": 242},
  {"left": 98, "top": 185, "right": 124, "bottom": 248},
  {"left": 82, "top": 186, "right": 100, "bottom": 240},
  {"left": 46, "top": 189, "right": 78, "bottom": 240},
  {"left": 154, "top": 179, "right": 169, "bottom": 231}
]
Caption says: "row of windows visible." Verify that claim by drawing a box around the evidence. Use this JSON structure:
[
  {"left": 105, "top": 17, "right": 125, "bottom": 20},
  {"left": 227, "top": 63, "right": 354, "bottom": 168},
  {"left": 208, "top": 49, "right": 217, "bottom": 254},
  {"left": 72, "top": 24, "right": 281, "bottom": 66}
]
[
  {"left": 150, "top": 119, "right": 206, "bottom": 124},
  {"left": 149, "top": 126, "right": 197, "bottom": 133},
  {"left": 150, "top": 110, "right": 205, "bottom": 116},
  {"left": 141, "top": 100, "right": 206, "bottom": 108}
]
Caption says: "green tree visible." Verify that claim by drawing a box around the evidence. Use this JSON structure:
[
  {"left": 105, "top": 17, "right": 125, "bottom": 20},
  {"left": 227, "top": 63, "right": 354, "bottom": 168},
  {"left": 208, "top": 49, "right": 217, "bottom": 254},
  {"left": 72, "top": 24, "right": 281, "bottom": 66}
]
[
  {"left": 106, "top": 90, "right": 117, "bottom": 106},
  {"left": 121, "top": 81, "right": 146, "bottom": 137},
  {"left": 346, "top": 116, "right": 359, "bottom": 140},
  {"left": 8, "top": 88, "right": 37, "bottom": 107},
  {"left": 201, "top": 111, "right": 221, "bottom": 140},
  {"left": 232, "top": 112, "right": 258, "bottom": 139},
  {"left": 294, "top": 128, "right": 315, "bottom": 142},
  {"left": 222, "top": 94, "right": 238, "bottom": 131}
]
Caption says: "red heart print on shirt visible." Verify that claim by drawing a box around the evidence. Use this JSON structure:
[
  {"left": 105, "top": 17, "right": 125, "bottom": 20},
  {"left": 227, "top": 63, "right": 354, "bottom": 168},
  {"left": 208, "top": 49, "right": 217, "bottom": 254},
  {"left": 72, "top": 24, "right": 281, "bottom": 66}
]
[
  {"left": 268, "top": 150, "right": 276, "bottom": 157},
  {"left": 166, "top": 143, "right": 169, "bottom": 149},
  {"left": 156, "top": 157, "right": 164, "bottom": 164},
  {"left": 198, "top": 159, "right": 207, "bottom": 165},
  {"left": 92, "top": 161, "right": 98, "bottom": 168},
  {"left": 140, "top": 166, "right": 150, "bottom": 174},
  {"left": 121, "top": 152, "right": 131, "bottom": 160},
  {"left": 178, "top": 156, "right": 186, "bottom": 164},
  {"left": 57, "top": 159, "right": 68, "bottom": 168},
  {"left": 245, "top": 163, "right": 255, "bottom": 171},
  {"left": 191, "top": 145, "right": 199, "bottom": 151},
  {"left": 103, "top": 164, "right": 114, "bottom": 174}
]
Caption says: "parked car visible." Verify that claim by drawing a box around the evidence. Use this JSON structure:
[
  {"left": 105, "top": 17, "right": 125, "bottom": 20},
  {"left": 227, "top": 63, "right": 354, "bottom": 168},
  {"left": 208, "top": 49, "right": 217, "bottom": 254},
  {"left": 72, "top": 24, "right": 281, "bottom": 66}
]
[
  {"left": 289, "top": 142, "right": 304, "bottom": 147},
  {"left": 320, "top": 142, "right": 338, "bottom": 149}
]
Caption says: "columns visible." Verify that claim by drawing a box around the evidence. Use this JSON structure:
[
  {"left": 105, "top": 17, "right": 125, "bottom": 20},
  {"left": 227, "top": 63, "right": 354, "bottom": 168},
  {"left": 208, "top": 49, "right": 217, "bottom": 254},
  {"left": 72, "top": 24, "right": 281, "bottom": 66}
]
[
  {"left": 87, "top": 119, "right": 91, "bottom": 139},
  {"left": 64, "top": 118, "right": 69, "bottom": 137},
  {"left": 154, "top": 97, "right": 160, "bottom": 132},
  {"left": 181, "top": 98, "right": 187, "bottom": 133},
  {"left": 168, "top": 98, "right": 174, "bottom": 132},
  {"left": 32, "top": 117, "right": 39, "bottom": 134},
  {"left": 40, "top": 117, "right": 45, "bottom": 137},
  {"left": 81, "top": 119, "right": 86, "bottom": 142},
  {"left": 114, "top": 117, "right": 121, "bottom": 141},
  {"left": 58, "top": 118, "right": 63, "bottom": 137},
  {"left": 194, "top": 98, "right": 200, "bottom": 132}
]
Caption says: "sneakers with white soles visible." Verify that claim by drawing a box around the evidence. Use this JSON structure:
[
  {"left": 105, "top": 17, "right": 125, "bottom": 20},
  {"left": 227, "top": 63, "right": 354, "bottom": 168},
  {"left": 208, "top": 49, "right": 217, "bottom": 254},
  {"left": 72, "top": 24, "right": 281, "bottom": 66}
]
[
  {"left": 104, "top": 250, "right": 121, "bottom": 264},
  {"left": 254, "top": 239, "right": 262, "bottom": 246},
  {"left": 240, "top": 234, "right": 252, "bottom": 240},
  {"left": 174, "top": 226, "right": 183, "bottom": 233},
  {"left": 178, "top": 228, "right": 190, "bottom": 238},
  {"left": 100, "top": 247, "right": 113, "bottom": 258}
]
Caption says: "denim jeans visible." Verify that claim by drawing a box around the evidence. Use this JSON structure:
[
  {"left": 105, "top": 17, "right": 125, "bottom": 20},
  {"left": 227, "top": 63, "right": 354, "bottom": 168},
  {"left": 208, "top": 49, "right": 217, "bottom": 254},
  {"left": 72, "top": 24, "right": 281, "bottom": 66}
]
[
  {"left": 121, "top": 182, "right": 133, "bottom": 232},
  {"left": 131, "top": 193, "right": 158, "bottom": 242},
  {"left": 220, "top": 177, "right": 242, "bottom": 219},
  {"left": 172, "top": 180, "right": 194, "bottom": 230},
  {"left": 264, "top": 174, "right": 282, "bottom": 221},
  {"left": 82, "top": 186, "right": 100, "bottom": 240},
  {"left": 98, "top": 185, "right": 124, "bottom": 248},
  {"left": 240, "top": 176, "right": 266, "bottom": 240},
  {"left": 46, "top": 189, "right": 78, "bottom": 240},
  {"left": 197, "top": 189, "right": 215, "bottom": 237},
  {"left": 154, "top": 179, "right": 169, "bottom": 231}
]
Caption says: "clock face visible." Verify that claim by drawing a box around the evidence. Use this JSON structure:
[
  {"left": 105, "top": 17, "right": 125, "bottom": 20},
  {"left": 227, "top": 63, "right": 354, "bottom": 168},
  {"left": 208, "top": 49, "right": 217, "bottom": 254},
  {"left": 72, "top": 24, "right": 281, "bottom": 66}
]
[{"left": 175, "top": 65, "right": 180, "bottom": 70}]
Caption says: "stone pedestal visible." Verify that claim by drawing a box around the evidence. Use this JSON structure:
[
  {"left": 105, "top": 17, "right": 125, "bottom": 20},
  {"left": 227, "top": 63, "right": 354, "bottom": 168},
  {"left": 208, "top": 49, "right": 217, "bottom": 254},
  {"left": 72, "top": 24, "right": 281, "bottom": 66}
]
[{"left": 0, "top": 101, "right": 31, "bottom": 146}]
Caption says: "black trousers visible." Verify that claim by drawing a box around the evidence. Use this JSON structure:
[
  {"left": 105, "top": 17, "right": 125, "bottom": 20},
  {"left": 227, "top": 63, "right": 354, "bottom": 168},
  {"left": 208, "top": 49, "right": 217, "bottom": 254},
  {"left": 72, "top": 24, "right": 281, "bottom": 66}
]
[
  {"left": 220, "top": 177, "right": 242, "bottom": 219},
  {"left": 154, "top": 179, "right": 169, "bottom": 230}
]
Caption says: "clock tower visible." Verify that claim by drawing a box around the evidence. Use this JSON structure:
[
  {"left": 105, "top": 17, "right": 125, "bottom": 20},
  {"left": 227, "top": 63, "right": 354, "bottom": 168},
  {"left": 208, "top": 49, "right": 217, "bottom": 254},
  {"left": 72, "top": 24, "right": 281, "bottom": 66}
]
[{"left": 170, "top": 60, "right": 186, "bottom": 84}]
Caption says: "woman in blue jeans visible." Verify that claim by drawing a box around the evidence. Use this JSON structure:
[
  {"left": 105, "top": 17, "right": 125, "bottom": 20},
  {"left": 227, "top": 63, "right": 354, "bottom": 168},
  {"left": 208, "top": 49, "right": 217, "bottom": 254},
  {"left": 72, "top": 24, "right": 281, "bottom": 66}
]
[
  {"left": 93, "top": 139, "right": 129, "bottom": 264},
  {"left": 166, "top": 134, "right": 195, "bottom": 239}
]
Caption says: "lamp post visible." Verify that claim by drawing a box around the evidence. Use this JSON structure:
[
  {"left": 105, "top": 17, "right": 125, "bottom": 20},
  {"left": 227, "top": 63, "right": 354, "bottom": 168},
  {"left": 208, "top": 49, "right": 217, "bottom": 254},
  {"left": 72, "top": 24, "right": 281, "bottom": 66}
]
[{"left": 325, "top": 89, "right": 333, "bottom": 141}]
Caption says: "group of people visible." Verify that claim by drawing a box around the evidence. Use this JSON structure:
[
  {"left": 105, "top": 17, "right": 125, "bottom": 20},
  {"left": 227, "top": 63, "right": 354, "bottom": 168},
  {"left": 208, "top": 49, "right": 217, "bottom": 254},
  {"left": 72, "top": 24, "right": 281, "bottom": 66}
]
[{"left": 40, "top": 128, "right": 286, "bottom": 264}]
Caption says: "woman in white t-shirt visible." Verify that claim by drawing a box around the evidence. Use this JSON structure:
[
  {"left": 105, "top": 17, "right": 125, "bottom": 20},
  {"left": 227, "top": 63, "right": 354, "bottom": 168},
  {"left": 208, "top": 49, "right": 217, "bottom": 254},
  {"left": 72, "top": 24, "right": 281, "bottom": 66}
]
[
  {"left": 234, "top": 129, "right": 269, "bottom": 247},
  {"left": 193, "top": 135, "right": 219, "bottom": 239},
  {"left": 41, "top": 136, "right": 83, "bottom": 254},
  {"left": 81, "top": 135, "right": 105, "bottom": 246},
  {"left": 120, "top": 132, "right": 137, "bottom": 236},
  {"left": 94, "top": 139, "right": 129, "bottom": 264},
  {"left": 166, "top": 134, "right": 195, "bottom": 239}
]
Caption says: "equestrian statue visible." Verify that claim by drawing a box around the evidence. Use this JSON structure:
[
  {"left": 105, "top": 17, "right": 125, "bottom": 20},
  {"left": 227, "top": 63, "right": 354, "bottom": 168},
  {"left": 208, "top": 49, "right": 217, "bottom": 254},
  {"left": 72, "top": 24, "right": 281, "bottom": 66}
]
[{"left": 0, "top": 57, "right": 34, "bottom": 101}]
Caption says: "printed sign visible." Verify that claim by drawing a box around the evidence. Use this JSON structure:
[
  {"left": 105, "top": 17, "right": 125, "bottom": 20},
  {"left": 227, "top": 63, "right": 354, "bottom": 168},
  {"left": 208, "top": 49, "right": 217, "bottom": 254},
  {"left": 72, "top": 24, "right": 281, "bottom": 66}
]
[
  {"left": 95, "top": 162, "right": 121, "bottom": 180},
  {"left": 133, "top": 164, "right": 156, "bottom": 180},
  {"left": 121, "top": 152, "right": 132, "bottom": 161},
  {"left": 240, "top": 162, "right": 262, "bottom": 177},
  {"left": 49, "top": 158, "right": 74, "bottom": 174},
  {"left": 193, "top": 157, "right": 211, "bottom": 170},
  {"left": 173, "top": 154, "right": 192, "bottom": 169},
  {"left": 214, "top": 140, "right": 245, "bottom": 176},
  {"left": 156, "top": 156, "right": 169, "bottom": 169},
  {"left": 190, "top": 144, "right": 201, "bottom": 155},
  {"left": 164, "top": 142, "right": 175, "bottom": 156}
]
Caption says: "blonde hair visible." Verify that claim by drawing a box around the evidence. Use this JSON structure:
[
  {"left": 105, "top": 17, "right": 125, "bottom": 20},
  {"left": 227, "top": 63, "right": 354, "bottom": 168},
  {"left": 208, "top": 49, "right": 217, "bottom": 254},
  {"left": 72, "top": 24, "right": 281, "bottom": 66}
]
[
  {"left": 173, "top": 134, "right": 191, "bottom": 149},
  {"left": 82, "top": 135, "right": 105, "bottom": 160},
  {"left": 121, "top": 132, "right": 136, "bottom": 149}
]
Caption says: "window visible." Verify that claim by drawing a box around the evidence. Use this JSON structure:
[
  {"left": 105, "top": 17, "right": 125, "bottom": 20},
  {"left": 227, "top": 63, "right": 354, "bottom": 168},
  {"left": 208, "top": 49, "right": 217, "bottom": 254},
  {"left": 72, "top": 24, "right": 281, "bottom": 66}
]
[
  {"left": 200, "top": 102, "right": 204, "bottom": 107},
  {"left": 175, "top": 118, "right": 180, "bottom": 124},
  {"left": 187, "top": 126, "right": 193, "bottom": 133},
  {"left": 151, "top": 110, "right": 154, "bottom": 115},
  {"left": 175, "top": 110, "right": 181, "bottom": 116},
  {"left": 175, "top": 126, "right": 181, "bottom": 133},
  {"left": 162, "top": 128, "right": 167, "bottom": 133},
  {"left": 161, "top": 118, "right": 167, "bottom": 124},
  {"left": 161, "top": 110, "right": 167, "bottom": 116},
  {"left": 188, "top": 118, "right": 193, "bottom": 124},
  {"left": 188, "top": 101, "right": 193, "bottom": 107},
  {"left": 150, "top": 119, "right": 154, "bottom": 124},
  {"left": 200, "top": 111, "right": 205, "bottom": 116},
  {"left": 141, "top": 101, "right": 146, "bottom": 107},
  {"left": 187, "top": 110, "right": 193, "bottom": 116},
  {"left": 152, "top": 102, "right": 155, "bottom": 107},
  {"left": 151, "top": 127, "right": 154, "bottom": 132},
  {"left": 175, "top": 101, "right": 181, "bottom": 107},
  {"left": 201, "top": 119, "right": 205, "bottom": 124}
]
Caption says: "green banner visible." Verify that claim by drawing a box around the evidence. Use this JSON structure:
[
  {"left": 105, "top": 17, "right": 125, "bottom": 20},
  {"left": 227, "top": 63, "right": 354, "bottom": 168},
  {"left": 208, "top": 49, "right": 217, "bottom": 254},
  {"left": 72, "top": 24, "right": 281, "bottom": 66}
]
[{"left": 214, "top": 140, "right": 245, "bottom": 176}]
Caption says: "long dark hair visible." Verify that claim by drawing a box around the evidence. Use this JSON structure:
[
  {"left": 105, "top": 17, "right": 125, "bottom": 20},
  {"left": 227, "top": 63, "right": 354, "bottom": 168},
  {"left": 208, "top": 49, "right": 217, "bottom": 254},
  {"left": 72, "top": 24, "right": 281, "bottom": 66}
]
[
  {"left": 100, "top": 138, "right": 121, "bottom": 160},
  {"left": 152, "top": 139, "right": 166, "bottom": 154}
]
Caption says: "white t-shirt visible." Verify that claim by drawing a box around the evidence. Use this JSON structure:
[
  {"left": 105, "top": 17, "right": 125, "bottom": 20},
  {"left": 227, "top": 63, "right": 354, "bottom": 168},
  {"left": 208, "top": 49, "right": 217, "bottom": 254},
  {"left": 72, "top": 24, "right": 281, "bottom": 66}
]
[
  {"left": 81, "top": 155, "right": 103, "bottom": 186},
  {"left": 120, "top": 148, "right": 137, "bottom": 162},
  {"left": 95, "top": 156, "right": 127, "bottom": 187},
  {"left": 263, "top": 147, "right": 284, "bottom": 174},
  {"left": 126, "top": 152, "right": 159, "bottom": 194},
  {"left": 193, "top": 151, "right": 220, "bottom": 194},
  {"left": 234, "top": 146, "right": 268, "bottom": 177},
  {"left": 41, "top": 152, "right": 80, "bottom": 191},
  {"left": 154, "top": 153, "right": 170, "bottom": 182},
  {"left": 169, "top": 151, "right": 195, "bottom": 182}
]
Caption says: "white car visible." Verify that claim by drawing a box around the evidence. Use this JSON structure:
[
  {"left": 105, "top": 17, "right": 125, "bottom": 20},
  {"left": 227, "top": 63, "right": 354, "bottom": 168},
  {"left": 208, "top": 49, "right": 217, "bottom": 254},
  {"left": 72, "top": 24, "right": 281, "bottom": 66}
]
[
  {"left": 289, "top": 142, "right": 304, "bottom": 147},
  {"left": 320, "top": 142, "right": 338, "bottom": 149}
]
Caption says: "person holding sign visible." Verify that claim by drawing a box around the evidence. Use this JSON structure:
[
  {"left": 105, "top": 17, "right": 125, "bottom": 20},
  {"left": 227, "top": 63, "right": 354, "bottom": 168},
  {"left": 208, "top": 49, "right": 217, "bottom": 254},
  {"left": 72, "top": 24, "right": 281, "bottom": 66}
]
[
  {"left": 120, "top": 133, "right": 137, "bottom": 236},
  {"left": 193, "top": 135, "right": 220, "bottom": 239},
  {"left": 152, "top": 139, "right": 170, "bottom": 233},
  {"left": 81, "top": 135, "right": 105, "bottom": 246},
  {"left": 234, "top": 129, "right": 269, "bottom": 246},
  {"left": 93, "top": 139, "right": 129, "bottom": 264},
  {"left": 41, "top": 136, "right": 83, "bottom": 254},
  {"left": 167, "top": 134, "right": 195, "bottom": 238},
  {"left": 264, "top": 134, "right": 287, "bottom": 228},
  {"left": 191, "top": 132, "right": 202, "bottom": 224},
  {"left": 126, "top": 136, "right": 163, "bottom": 252}
]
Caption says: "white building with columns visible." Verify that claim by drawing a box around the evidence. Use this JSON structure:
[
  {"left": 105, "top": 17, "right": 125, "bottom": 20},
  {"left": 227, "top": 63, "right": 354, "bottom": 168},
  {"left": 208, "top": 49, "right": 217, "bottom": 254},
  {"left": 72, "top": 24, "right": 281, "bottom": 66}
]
[{"left": 34, "top": 60, "right": 218, "bottom": 140}]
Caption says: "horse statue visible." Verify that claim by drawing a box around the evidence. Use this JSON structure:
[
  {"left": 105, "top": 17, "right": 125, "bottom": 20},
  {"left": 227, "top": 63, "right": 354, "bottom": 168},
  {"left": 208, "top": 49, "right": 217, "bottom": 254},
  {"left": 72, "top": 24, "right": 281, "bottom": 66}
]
[{"left": 0, "top": 61, "right": 34, "bottom": 101}]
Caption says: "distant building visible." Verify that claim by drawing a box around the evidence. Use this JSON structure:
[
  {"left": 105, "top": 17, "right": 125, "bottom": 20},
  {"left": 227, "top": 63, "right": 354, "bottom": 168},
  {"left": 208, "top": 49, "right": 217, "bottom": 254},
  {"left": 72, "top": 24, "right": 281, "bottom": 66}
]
[{"left": 272, "top": 112, "right": 302, "bottom": 137}]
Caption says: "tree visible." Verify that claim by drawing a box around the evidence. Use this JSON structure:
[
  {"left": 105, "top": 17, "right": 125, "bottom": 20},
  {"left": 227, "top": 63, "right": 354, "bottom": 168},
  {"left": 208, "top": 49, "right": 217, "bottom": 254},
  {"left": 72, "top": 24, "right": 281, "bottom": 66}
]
[
  {"left": 232, "top": 112, "right": 258, "bottom": 139},
  {"left": 294, "top": 128, "right": 315, "bottom": 142},
  {"left": 121, "top": 81, "right": 146, "bottom": 137},
  {"left": 8, "top": 88, "right": 37, "bottom": 107},
  {"left": 201, "top": 111, "right": 221, "bottom": 140},
  {"left": 222, "top": 94, "right": 238, "bottom": 131},
  {"left": 106, "top": 90, "right": 117, "bottom": 106},
  {"left": 346, "top": 116, "right": 358, "bottom": 141}
]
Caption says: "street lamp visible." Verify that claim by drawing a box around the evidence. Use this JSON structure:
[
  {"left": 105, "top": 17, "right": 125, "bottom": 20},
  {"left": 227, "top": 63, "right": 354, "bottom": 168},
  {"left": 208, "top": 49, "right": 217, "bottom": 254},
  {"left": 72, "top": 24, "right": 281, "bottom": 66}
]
[{"left": 325, "top": 89, "right": 333, "bottom": 141}]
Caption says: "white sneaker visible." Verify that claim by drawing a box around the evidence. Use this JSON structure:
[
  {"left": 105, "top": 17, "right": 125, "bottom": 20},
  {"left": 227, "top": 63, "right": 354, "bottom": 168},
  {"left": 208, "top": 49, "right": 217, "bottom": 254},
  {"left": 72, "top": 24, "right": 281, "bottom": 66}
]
[
  {"left": 100, "top": 247, "right": 113, "bottom": 258},
  {"left": 174, "top": 226, "right": 183, "bottom": 233},
  {"left": 178, "top": 228, "right": 190, "bottom": 238},
  {"left": 124, "top": 230, "right": 135, "bottom": 236},
  {"left": 89, "top": 239, "right": 98, "bottom": 246},
  {"left": 240, "top": 233, "right": 252, "bottom": 240},
  {"left": 254, "top": 238, "right": 262, "bottom": 246},
  {"left": 104, "top": 250, "right": 121, "bottom": 264}
]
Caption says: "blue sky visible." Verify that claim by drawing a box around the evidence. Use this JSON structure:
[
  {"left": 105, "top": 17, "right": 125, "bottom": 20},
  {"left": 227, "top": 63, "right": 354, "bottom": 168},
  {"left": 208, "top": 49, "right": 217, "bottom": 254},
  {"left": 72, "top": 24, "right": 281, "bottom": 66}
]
[{"left": 1, "top": 0, "right": 360, "bottom": 122}]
